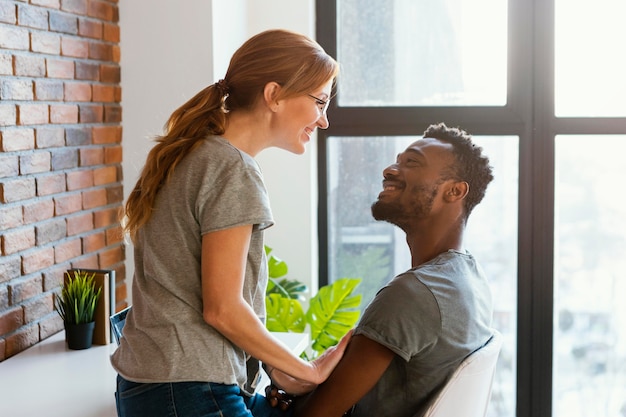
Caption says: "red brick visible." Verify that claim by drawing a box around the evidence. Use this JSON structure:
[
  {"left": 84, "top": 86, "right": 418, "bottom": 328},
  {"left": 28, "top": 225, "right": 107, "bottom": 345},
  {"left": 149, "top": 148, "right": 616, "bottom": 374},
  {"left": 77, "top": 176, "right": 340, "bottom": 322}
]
[
  {"left": 0, "top": 25, "right": 30, "bottom": 51},
  {"left": 54, "top": 238, "right": 82, "bottom": 263},
  {"left": 50, "top": 104, "right": 78, "bottom": 123},
  {"left": 0, "top": 128, "right": 35, "bottom": 151},
  {"left": 92, "top": 84, "right": 114, "bottom": 102},
  {"left": 82, "top": 187, "right": 106, "bottom": 209},
  {"left": 104, "top": 144, "right": 122, "bottom": 164},
  {"left": 23, "top": 198, "right": 55, "bottom": 223},
  {"left": 24, "top": 293, "right": 54, "bottom": 323},
  {"left": 93, "top": 207, "right": 117, "bottom": 228},
  {"left": 79, "top": 146, "right": 103, "bottom": 166},
  {"left": 17, "top": 4, "right": 48, "bottom": 29},
  {"left": 36, "top": 218, "right": 66, "bottom": 245},
  {"left": 78, "top": 18, "right": 102, "bottom": 39},
  {"left": 35, "top": 79, "right": 64, "bottom": 101},
  {"left": 0, "top": 53, "right": 12, "bottom": 75},
  {"left": 1, "top": 177, "right": 36, "bottom": 203},
  {"left": 18, "top": 103, "right": 49, "bottom": 125},
  {"left": 42, "top": 264, "right": 67, "bottom": 291},
  {"left": 0, "top": 205, "right": 22, "bottom": 230},
  {"left": 65, "top": 127, "right": 90, "bottom": 145},
  {"left": 36, "top": 173, "right": 66, "bottom": 196},
  {"left": 83, "top": 231, "right": 105, "bottom": 252},
  {"left": 39, "top": 313, "right": 63, "bottom": 339},
  {"left": 5, "top": 325, "right": 39, "bottom": 358},
  {"left": 46, "top": 58, "right": 74, "bottom": 79},
  {"left": 0, "top": 307, "right": 24, "bottom": 335},
  {"left": 112, "top": 45, "right": 120, "bottom": 64},
  {"left": 79, "top": 103, "right": 103, "bottom": 123},
  {"left": 71, "top": 254, "right": 98, "bottom": 270},
  {"left": 104, "top": 104, "right": 122, "bottom": 123},
  {"left": 61, "top": 0, "right": 87, "bottom": 15},
  {"left": 31, "top": 32, "right": 62, "bottom": 55},
  {"left": 51, "top": 148, "right": 78, "bottom": 170},
  {"left": 10, "top": 275, "right": 43, "bottom": 304},
  {"left": 36, "top": 126, "right": 65, "bottom": 148},
  {"left": 105, "top": 225, "right": 123, "bottom": 245},
  {"left": 92, "top": 125, "right": 120, "bottom": 144},
  {"left": 2, "top": 226, "right": 35, "bottom": 254},
  {"left": 99, "top": 64, "right": 119, "bottom": 83},
  {"left": 22, "top": 246, "right": 55, "bottom": 274},
  {"left": 102, "top": 22, "right": 119, "bottom": 43},
  {"left": 14, "top": 55, "right": 46, "bottom": 77},
  {"left": 99, "top": 245, "right": 122, "bottom": 267},
  {"left": 88, "top": 41, "right": 112, "bottom": 61},
  {"left": 93, "top": 165, "right": 116, "bottom": 185},
  {"left": 1, "top": 78, "right": 33, "bottom": 100},
  {"left": 106, "top": 183, "right": 122, "bottom": 203},
  {"left": 0, "top": 103, "right": 17, "bottom": 126},
  {"left": 113, "top": 85, "right": 121, "bottom": 102},
  {"left": 54, "top": 192, "right": 82, "bottom": 214},
  {"left": 66, "top": 169, "right": 93, "bottom": 190},
  {"left": 75, "top": 61, "right": 99, "bottom": 80},
  {"left": 67, "top": 211, "right": 93, "bottom": 235},
  {"left": 64, "top": 82, "right": 91, "bottom": 101},
  {"left": 88, "top": 1, "right": 115, "bottom": 21},
  {"left": 20, "top": 152, "right": 51, "bottom": 175},
  {"left": 0, "top": 255, "right": 21, "bottom": 283},
  {"left": 61, "top": 36, "right": 88, "bottom": 58}
]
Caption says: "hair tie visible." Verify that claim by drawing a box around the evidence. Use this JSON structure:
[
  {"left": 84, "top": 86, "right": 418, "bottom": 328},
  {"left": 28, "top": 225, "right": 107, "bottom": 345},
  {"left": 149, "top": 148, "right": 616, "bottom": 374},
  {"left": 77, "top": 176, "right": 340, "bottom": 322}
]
[
  {"left": 215, "top": 79, "right": 230, "bottom": 95},
  {"left": 215, "top": 79, "right": 230, "bottom": 113}
]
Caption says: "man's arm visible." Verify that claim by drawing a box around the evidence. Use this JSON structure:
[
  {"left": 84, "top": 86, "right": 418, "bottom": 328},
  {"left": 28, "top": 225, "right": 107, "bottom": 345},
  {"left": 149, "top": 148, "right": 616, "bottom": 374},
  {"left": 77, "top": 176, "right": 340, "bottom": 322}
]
[{"left": 296, "top": 334, "right": 396, "bottom": 417}]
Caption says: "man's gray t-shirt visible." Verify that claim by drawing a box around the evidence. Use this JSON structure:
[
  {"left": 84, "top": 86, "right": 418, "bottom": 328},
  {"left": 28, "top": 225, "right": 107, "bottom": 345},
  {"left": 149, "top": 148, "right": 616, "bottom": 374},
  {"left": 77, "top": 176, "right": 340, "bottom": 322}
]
[
  {"left": 111, "top": 136, "right": 273, "bottom": 390},
  {"left": 352, "top": 250, "right": 493, "bottom": 417}
]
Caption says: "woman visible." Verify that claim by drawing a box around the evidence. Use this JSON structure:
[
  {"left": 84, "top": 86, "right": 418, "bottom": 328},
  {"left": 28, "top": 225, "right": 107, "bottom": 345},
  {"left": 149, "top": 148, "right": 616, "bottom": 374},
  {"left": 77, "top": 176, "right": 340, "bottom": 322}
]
[{"left": 111, "top": 29, "right": 348, "bottom": 417}]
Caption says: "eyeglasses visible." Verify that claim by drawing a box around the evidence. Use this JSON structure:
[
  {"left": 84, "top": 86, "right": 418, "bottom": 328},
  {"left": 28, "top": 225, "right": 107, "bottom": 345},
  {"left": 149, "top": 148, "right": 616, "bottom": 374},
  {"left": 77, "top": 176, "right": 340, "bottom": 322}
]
[{"left": 307, "top": 94, "right": 330, "bottom": 115}]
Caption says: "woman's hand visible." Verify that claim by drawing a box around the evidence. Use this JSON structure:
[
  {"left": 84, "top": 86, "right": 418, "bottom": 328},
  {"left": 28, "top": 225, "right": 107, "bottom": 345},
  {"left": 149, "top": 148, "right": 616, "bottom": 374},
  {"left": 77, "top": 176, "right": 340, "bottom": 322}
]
[{"left": 270, "top": 329, "right": 354, "bottom": 395}]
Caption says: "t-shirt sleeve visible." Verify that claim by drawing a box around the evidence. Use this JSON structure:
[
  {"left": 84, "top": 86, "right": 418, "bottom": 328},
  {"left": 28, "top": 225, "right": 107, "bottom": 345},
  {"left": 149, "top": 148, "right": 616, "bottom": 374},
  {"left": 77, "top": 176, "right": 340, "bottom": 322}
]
[
  {"left": 197, "top": 158, "right": 273, "bottom": 235},
  {"left": 354, "top": 273, "right": 441, "bottom": 362}
]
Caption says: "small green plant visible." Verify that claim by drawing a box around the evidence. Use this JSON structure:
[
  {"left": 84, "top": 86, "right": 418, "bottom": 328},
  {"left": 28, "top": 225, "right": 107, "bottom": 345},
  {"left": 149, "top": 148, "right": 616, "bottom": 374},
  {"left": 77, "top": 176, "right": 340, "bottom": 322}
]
[
  {"left": 265, "top": 246, "right": 362, "bottom": 359},
  {"left": 55, "top": 270, "right": 102, "bottom": 325}
]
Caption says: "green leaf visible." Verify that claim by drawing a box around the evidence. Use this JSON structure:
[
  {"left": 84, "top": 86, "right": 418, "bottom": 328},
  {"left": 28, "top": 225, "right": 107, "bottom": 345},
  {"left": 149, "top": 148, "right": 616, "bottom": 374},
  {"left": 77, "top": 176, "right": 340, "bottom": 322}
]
[
  {"left": 265, "top": 294, "right": 306, "bottom": 333},
  {"left": 266, "top": 278, "right": 307, "bottom": 300},
  {"left": 306, "top": 278, "right": 362, "bottom": 356},
  {"left": 265, "top": 246, "right": 289, "bottom": 278},
  {"left": 54, "top": 270, "right": 102, "bottom": 325}
]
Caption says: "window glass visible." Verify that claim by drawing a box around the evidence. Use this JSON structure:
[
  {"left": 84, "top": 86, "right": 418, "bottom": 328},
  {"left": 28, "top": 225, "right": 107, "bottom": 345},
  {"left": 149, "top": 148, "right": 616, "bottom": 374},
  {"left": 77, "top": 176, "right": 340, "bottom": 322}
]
[
  {"left": 337, "top": 0, "right": 508, "bottom": 106},
  {"left": 553, "top": 135, "right": 626, "bottom": 416},
  {"left": 327, "top": 135, "right": 518, "bottom": 417},
  {"left": 555, "top": 0, "right": 626, "bottom": 117}
]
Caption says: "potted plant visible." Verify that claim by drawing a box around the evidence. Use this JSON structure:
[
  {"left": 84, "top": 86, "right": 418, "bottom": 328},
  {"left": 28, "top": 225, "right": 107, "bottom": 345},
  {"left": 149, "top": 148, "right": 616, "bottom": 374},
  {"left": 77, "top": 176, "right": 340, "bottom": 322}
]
[
  {"left": 264, "top": 246, "right": 362, "bottom": 359},
  {"left": 54, "top": 270, "right": 102, "bottom": 350}
]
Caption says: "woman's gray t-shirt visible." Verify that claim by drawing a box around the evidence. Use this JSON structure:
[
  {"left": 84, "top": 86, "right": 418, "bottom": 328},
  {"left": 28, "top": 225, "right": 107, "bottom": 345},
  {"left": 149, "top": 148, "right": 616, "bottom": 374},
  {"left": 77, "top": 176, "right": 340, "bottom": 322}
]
[{"left": 111, "top": 136, "right": 273, "bottom": 390}]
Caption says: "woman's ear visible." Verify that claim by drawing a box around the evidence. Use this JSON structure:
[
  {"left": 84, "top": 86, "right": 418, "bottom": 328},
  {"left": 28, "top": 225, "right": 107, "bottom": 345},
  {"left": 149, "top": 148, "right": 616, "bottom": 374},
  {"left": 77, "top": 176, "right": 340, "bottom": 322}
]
[
  {"left": 443, "top": 181, "right": 469, "bottom": 202},
  {"left": 263, "top": 82, "right": 281, "bottom": 112}
]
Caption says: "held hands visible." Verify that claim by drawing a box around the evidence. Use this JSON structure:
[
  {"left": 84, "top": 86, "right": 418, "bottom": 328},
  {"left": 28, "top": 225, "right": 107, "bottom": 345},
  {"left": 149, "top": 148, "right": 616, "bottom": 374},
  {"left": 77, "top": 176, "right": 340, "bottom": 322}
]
[{"left": 270, "top": 329, "right": 354, "bottom": 395}]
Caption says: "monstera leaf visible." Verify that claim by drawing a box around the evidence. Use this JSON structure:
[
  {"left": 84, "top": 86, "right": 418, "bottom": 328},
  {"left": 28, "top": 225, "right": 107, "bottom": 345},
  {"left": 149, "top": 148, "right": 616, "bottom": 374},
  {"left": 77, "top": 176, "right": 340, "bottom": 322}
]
[
  {"left": 265, "top": 293, "right": 306, "bottom": 333},
  {"left": 306, "top": 278, "right": 362, "bottom": 357}
]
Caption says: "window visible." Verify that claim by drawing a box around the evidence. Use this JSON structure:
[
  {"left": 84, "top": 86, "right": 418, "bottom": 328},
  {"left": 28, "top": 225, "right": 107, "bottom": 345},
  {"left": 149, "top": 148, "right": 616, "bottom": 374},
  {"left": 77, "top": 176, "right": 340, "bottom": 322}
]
[{"left": 316, "top": 1, "right": 626, "bottom": 416}]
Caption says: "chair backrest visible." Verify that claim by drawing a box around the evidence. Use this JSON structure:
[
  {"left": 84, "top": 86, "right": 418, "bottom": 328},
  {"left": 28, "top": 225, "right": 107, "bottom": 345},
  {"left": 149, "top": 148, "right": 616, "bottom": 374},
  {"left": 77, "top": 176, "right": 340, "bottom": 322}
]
[
  {"left": 109, "top": 306, "right": 132, "bottom": 345},
  {"left": 422, "top": 330, "right": 502, "bottom": 417}
]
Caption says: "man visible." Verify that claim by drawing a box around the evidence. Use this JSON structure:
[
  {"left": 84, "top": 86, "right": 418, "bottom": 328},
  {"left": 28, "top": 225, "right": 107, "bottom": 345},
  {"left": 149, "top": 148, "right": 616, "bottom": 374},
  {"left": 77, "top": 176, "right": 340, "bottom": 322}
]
[{"left": 296, "top": 122, "right": 496, "bottom": 417}]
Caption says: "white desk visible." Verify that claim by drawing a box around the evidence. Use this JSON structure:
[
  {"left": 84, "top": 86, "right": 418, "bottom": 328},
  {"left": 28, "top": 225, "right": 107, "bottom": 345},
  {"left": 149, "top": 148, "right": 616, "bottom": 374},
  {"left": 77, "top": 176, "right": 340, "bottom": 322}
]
[{"left": 0, "top": 331, "right": 309, "bottom": 417}]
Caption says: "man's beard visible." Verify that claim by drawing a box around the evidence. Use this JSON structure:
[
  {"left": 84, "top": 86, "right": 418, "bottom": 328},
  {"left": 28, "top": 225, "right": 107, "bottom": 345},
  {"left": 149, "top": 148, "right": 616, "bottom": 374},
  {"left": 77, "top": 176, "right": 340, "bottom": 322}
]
[{"left": 370, "top": 184, "right": 438, "bottom": 229}]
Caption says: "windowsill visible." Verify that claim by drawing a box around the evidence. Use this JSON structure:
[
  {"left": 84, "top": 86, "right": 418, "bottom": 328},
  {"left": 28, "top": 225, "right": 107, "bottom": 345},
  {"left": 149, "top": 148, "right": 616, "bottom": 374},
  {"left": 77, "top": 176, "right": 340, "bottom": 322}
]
[{"left": 0, "top": 330, "right": 309, "bottom": 417}]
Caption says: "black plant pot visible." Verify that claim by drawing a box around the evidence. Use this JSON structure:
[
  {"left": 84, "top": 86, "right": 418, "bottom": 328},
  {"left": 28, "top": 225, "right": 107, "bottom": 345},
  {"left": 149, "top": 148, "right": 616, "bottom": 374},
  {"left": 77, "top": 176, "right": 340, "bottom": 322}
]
[{"left": 65, "top": 321, "right": 95, "bottom": 350}]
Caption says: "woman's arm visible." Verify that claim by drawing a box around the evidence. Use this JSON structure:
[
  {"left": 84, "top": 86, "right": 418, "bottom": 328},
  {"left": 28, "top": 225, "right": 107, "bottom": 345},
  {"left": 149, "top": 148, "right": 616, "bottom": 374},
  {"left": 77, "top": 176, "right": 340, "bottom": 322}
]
[{"left": 201, "top": 224, "right": 348, "bottom": 385}]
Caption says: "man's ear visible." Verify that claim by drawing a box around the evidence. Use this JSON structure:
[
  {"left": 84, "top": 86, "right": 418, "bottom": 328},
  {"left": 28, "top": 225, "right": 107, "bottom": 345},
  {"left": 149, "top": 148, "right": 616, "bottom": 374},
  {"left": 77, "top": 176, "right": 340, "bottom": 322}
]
[
  {"left": 263, "top": 82, "right": 281, "bottom": 112},
  {"left": 444, "top": 181, "right": 469, "bottom": 202}
]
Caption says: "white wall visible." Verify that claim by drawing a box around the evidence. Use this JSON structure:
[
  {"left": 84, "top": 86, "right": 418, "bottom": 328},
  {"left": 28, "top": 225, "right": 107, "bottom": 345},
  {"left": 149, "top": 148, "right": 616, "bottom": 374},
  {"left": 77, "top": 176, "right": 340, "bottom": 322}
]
[{"left": 119, "top": 0, "right": 319, "bottom": 298}]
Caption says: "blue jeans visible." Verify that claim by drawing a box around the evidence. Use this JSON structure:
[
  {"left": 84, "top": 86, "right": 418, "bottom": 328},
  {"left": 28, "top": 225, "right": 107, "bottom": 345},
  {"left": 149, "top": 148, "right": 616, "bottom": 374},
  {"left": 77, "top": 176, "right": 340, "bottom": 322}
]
[{"left": 115, "top": 375, "right": 292, "bottom": 417}]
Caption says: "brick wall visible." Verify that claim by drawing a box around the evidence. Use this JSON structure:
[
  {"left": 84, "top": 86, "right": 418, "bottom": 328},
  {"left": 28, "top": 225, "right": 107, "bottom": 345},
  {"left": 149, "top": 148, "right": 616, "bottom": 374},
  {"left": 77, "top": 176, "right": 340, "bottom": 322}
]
[{"left": 0, "top": 0, "right": 126, "bottom": 362}]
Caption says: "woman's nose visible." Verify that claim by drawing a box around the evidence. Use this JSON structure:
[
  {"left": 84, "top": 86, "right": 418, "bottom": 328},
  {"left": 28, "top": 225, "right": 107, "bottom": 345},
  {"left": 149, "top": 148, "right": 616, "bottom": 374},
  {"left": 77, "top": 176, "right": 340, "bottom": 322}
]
[{"left": 317, "top": 112, "right": 330, "bottom": 129}]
